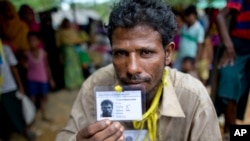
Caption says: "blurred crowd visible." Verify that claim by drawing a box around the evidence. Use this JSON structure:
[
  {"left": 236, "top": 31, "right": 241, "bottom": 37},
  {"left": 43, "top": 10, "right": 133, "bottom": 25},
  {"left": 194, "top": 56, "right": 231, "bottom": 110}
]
[
  {"left": 0, "top": 1, "right": 111, "bottom": 140},
  {"left": 172, "top": 2, "right": 250, "bottom": 140},
  {"left": 0, "top": 0, "right": 249, "bottom": 141},
  {"left": 172, "top": 5, "right": 219, "bottom": 87}
]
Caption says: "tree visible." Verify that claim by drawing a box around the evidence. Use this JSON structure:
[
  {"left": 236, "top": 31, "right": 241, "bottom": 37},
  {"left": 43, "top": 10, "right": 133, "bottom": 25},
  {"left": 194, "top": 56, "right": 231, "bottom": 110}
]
[{"left": 11, "top": 0, "right": 60, "bottom": 11}]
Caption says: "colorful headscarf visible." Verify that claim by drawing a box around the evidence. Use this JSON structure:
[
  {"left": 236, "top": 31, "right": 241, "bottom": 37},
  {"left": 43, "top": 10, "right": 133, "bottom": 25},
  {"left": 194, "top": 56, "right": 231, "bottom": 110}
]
[
  {"left": 0, "top": 1, "right": 29, "bottom": 51},
  {"left": 19, "top": 4, "right": 40, "bottom": 32}
]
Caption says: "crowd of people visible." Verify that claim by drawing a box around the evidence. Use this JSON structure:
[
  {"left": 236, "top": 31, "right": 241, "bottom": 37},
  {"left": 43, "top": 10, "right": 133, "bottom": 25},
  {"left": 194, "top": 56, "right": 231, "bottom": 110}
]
[
  {"left": 0, "top": 1, "right": 111, "bottom": 140},
  {"left": 0, "top": 0, "right": 249, "bottom": 141},
  {"left": 172, "top": 1, "right": 250, "bottom": 140},
  {"left": 172, "top": 5, "right": 216, "bottom": 86}
]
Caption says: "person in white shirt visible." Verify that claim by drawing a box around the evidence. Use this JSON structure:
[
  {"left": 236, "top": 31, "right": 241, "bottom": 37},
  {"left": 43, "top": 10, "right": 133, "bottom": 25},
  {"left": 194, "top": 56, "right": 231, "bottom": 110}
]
[{"left": 0, "top": 44, "right": 35, "bottom": 141}]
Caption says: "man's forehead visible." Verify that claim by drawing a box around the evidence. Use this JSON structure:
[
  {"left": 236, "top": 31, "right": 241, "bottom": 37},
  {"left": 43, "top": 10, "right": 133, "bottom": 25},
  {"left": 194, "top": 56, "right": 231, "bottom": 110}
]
[
  {"left": 113, "top": 25, "right": 156, "bottom": 35},
  {"left": 111, "top": 25, "right": 162, "bottom": 43}
]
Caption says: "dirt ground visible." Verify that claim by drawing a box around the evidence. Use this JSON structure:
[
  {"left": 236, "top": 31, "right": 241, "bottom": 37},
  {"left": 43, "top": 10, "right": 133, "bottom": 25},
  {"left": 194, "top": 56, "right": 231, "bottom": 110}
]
[
  {"left": 10, "top": 89, "right": 250, "bottom": 141},
  {"left": 10, "top": 89, "right": 79, "bottom": 141}
]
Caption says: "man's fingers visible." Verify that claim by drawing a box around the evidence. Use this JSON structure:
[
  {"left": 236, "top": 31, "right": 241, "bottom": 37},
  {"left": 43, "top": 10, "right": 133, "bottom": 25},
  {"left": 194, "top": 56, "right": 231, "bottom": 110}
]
[
  {"left": 91, "top": 122, "right": 124, "bottom": 141},
  {"left": 229, "top": 59, "right": 234, "bottom": 66},
  {"left": 218, "top": 56, "right": 226, "bottom": 68},
  {"left": 105, "top": 131, "right": 124, "bottom": 141},
  {"left": 104, "top": 123, "right": 124, "bottom": 141},
  {"left": 78, "top": 120, "right": 111, "bottom": 138},
  {"left": 218, "top": 51, "right": 236, "bottom": 68}
]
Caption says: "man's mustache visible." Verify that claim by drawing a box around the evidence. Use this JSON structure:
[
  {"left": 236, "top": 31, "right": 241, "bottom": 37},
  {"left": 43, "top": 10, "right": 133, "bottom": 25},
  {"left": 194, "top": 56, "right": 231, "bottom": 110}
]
[{"left": 120, "top": 75, "right": 151, "bottom": 83}]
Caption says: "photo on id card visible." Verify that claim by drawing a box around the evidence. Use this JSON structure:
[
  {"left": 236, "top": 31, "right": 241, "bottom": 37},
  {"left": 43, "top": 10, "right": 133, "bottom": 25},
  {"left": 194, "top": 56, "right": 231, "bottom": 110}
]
[
  {"left": 124, "top": 130, "right": 149, "bottom": 141},
  {"left": 95, "top": 86, "right": 146, "bottom": 121}
]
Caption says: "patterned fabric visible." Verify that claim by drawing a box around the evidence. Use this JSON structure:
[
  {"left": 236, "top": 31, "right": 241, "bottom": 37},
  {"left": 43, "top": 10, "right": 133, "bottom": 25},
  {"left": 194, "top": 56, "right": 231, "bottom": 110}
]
[
  {"left": 0, "top": 1, "right": 29, "bottom": 51},
  {"left": 62, "top": 45, "right": 83, "bottom": 89},
  {"left": 227, "top": 0, "right": 250, "bottom": 39}
]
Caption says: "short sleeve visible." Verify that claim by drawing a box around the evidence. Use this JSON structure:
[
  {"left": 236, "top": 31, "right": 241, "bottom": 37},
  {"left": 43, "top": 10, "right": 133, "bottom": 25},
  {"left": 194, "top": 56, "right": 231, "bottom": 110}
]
[
  {"left": 3, "top": 45, "right": 18, "bottom": 66},
  {"left": 197, "top": 26, "right": 205, "bottom": 44},
  {"left": 227, "top": 0, "right": 244, "bottom": 11}
]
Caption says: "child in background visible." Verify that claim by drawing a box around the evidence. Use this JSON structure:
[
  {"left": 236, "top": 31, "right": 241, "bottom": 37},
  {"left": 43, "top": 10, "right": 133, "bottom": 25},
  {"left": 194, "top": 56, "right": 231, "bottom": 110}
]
[
  {"left": 181, "top": 56, "right": 198, "bottom": 78},
  {"left": 26, "top": 32, "right": 55, "bottom": 121},
  {"left": 174, "top": 5, "right": 205, "bottom": 70}
]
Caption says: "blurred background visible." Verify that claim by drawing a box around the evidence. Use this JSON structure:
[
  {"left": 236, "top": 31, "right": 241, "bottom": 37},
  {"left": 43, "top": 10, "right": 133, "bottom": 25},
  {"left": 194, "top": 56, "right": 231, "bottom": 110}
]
[{"left": 0, "top": 0, "right": 249, "bottom": 141}]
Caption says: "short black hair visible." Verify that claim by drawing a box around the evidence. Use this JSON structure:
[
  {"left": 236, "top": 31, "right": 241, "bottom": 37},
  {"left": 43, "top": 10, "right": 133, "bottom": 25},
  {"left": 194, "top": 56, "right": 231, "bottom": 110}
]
[
  {"left": 27, "top": 31, "right": 41, "bottom": 39},
  {"left": 184, "top": 5, "right": 197, "bottom": 17},
  {"left": 107, "top": 0, "right": 177, "bottom": 48},
  {"left": 101, "top": 99, "right": 113, "bottom": 107},
  {"left": 182, "top": 56, "right": 195, "bottom": 65}
]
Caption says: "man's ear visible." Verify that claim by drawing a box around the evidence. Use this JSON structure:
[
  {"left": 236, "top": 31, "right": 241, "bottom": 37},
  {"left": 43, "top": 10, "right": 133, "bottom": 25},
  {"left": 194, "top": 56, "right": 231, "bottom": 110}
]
[{"left": 165, "top": 42, "right": 175, "bottom": 66}]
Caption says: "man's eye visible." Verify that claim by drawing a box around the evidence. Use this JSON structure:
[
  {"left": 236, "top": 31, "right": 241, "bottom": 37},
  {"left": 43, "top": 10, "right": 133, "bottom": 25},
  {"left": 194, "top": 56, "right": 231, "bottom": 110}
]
[
  {"left": 113, "top": 51, "right": 127, "bottom": 57},
  {"left": 141, "top": 50, "right": 153, "bottom": 57}
]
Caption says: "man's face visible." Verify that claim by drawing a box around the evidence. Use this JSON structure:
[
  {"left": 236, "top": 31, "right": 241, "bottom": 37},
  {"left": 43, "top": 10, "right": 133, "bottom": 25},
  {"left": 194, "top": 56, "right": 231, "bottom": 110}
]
[
  {"left": 111, "top": 25, "right": 173, "bottom": 101},
  {"left": 102, "top": 104, "right": 113, "bottom": 116},
  {"left": 185, "top": 14, "right": 196, "bottom": 25},
  {"left": 181, "top": 60, "right": 193, "bottom": 73}
]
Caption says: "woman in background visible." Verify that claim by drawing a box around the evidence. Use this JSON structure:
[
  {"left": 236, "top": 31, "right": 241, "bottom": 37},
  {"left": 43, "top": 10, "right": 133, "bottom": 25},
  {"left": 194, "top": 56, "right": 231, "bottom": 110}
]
[
  {"left": 56, "top": 18, "right": 83, "bottom": 89},
  {"left": 19, "top": 4, "right": 40, "bottom": 33},
  {"left": 0, "top": 1, "right": 29, "bottom": 52}
]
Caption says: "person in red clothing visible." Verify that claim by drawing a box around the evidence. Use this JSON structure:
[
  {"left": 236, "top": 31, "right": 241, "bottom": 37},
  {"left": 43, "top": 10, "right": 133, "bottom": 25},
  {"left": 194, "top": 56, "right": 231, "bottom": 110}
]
[{"left": 215, "top": 0, "right": 250, "bottom": 138}]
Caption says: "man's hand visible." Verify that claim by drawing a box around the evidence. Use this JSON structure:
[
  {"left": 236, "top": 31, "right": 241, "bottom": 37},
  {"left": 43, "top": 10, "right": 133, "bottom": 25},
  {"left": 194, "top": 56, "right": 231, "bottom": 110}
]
[
  {"left": 76, "top": 120, "right": 125, "bottom": 141},
  {"left": 218, "top": 44, "right": 236, "bottom": 68},
  {"left": 216, "top": 7, "right": 237, "bottom": 68}
]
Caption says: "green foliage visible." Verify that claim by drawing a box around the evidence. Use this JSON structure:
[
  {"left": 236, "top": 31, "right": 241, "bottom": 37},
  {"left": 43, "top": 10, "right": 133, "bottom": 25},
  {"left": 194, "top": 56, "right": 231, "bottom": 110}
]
[
  {"left": 10, "top": 0, "right": 60, "bottom": 11},
  {"left": 10, "top": 0, "right": 198, "bottom": 23},
  {"left": 74, "top": 2, "right": 112, "bottom": 23},
  {"left": 166, "top": 0, "right": 197, "bottom": 6}
]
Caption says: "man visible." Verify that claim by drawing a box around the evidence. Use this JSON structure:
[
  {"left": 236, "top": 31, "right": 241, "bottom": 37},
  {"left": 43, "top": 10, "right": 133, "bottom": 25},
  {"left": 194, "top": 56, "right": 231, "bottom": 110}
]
[
  {"left": 174, "top": 5, "right": 205, "bottom": 70},
  {"left": 101, "top": 100, "right": 113, "bottom": 117},
  {"left": 56, "top": 0, "right": 222, "bottom": 140},
  {"left": 215, "top": 0, "right": 250, "bottom": 138}
]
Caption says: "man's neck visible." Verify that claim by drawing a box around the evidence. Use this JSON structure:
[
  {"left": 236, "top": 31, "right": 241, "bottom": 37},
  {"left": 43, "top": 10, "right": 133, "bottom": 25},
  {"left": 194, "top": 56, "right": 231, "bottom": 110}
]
[
  {"left": 187, "top": 20, "right": 196, "bottom": 28},
  {"left": 145, "top": 82, "right": 162, "bottom": 110}
]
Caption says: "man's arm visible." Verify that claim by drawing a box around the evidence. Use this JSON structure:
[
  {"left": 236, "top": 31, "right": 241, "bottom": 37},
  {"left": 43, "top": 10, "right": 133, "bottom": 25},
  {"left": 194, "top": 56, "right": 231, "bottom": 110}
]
[
  {"left": 195, "top": 23, "right": 205, "bottom": 62},
  {"left": 4, "top": 45, "right": 25, "bottom": 94},
  {"left": 56, "top": 84, "right": 125, "bottom": 141},
  {"left": 196, "top": 43, "right": 203, "bottom": 61},
  {"left": 216, "top": 7, "right": 236, "bottom": 68},
  {"left": 10, "top": 65, "right": 25, "bottom": 94},
  {"left": 190, "top": 82, "right": 222, "bottom": 141}
]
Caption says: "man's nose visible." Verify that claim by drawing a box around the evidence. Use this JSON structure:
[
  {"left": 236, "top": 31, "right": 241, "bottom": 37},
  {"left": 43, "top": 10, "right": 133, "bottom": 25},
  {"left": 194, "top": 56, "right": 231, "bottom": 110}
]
[{"left": 127, "top": 54, "right": 141, "bottom": 75}]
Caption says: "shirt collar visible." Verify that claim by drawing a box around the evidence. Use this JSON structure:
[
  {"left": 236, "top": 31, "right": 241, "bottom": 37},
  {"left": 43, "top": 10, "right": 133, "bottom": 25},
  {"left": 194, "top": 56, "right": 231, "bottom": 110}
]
[
  {"left": 113, "top": 65, "right": 185, "bottom": 118},
  {"left": 158, "top": 67, "right": 186, "bottom": 118}
]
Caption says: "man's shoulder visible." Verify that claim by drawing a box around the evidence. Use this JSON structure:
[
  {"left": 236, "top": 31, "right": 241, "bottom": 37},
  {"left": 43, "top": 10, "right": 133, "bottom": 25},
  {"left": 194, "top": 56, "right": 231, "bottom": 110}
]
[
  {"left": 168, "top": 68, "right": 207, "bottom": 96},
  {"left": 194, "top": 21, "right": 204, "bottom": 30},
  {"left": 83, "top": 64, "right": 117, "bottom": 88},
  {"left": 168, "top": 68, "right": 212, "bottom": 110}
]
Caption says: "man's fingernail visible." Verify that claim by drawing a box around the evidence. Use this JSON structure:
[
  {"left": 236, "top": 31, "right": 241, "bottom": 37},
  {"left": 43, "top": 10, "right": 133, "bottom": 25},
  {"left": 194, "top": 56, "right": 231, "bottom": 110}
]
[
  {"left": 114, "top": 122, "right": 120, "bottom": 129},
  {"left": 105, "top": 120, "right": 111, "bottom": 125},
  {"left": 120, "top": 126, "right": 124, "bottom": 132},
  {"left": 118, "top": 135, "right": 124, "bottom": 141}
]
